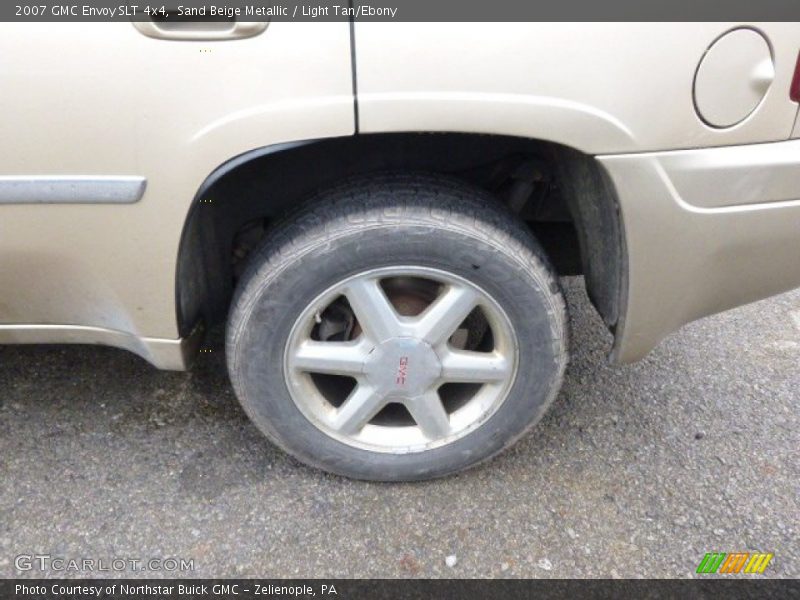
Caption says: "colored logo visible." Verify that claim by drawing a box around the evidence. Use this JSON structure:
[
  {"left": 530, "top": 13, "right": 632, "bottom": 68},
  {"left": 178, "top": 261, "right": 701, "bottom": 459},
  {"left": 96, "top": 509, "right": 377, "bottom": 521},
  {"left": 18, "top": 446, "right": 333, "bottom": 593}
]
[
  {"left": 696, "top": 552, "right": 773, "bottom": 574},
  {"left": 395, "top": 356, "right": 409, "bottom": 385}
]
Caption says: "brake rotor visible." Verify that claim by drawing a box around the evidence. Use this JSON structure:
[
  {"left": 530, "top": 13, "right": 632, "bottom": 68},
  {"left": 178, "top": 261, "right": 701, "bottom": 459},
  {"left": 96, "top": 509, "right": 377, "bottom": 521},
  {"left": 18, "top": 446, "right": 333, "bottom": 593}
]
[{"left": 319, "top": 276, "right": 489, "bottom": 350}]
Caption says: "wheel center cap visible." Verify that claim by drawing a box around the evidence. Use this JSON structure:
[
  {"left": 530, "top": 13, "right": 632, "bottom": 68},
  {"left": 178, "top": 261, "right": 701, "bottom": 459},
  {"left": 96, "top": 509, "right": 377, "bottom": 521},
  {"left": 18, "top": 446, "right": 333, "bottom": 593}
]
[{"left": 363, "top": 337, "right": 442, "bottom": 398}]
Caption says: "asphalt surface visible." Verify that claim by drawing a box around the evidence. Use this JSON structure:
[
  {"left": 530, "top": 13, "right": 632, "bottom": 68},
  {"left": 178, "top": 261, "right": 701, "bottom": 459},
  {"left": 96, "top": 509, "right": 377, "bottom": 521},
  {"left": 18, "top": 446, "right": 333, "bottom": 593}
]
[{"left": 1, "top": 277, "right": 798, "bottom": 579}]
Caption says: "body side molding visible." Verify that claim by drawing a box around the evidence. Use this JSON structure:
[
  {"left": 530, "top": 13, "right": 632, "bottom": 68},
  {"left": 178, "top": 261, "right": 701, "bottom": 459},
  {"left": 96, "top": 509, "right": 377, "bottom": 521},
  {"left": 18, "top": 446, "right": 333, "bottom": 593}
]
[{"left": 0, "top": 176, "right": 146, "bottom": 204}]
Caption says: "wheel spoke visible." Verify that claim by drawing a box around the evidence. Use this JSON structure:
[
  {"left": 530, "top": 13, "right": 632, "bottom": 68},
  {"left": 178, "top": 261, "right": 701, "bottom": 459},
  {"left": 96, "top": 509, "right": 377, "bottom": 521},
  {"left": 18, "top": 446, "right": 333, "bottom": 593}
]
[
  {"left": 344, "top": 277, "right": 400, "bottom": 343},
  {"left": 290, "top": 340, "right": 367, "bottom": 376},
  {"left": 413, "top": 284, "right": 479, "bottom": 346},
  {"left": 406, "top": 391, "right": 451, "bottom": 439},
  {"left": 331, "top": 384, "right": 385, "bottom": 435},
  {"left": 440, "top": 349, "right": 511, "bottom": 383}
]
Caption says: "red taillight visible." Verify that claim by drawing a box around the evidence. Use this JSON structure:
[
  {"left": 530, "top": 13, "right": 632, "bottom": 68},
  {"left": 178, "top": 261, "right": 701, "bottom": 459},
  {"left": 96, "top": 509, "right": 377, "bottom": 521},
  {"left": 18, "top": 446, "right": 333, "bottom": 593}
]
[{"left": 791, "top": 51, "right": 800, "bottom": 103}]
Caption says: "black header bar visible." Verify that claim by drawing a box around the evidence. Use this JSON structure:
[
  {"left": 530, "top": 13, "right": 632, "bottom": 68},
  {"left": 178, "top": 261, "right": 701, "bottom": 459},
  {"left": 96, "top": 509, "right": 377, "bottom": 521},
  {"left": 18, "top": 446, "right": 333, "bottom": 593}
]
[
  {"left": 2, "top": 0, "right": 800, "bottom": 22},
  {"left": 3, "top": 579, "right": 799, "bottom": 600}
]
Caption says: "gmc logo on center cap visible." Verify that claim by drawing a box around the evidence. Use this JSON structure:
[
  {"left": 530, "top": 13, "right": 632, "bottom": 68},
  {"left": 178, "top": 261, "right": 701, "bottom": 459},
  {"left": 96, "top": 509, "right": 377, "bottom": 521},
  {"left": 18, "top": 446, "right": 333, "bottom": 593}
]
[{"left": 395, "top": 356, "right": 409, "bottom": 385}]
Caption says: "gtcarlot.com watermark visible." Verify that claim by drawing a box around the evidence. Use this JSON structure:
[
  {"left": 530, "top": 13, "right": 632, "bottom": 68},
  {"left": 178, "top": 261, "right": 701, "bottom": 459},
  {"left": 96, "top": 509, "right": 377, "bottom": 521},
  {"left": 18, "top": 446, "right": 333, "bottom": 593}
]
[{"left": 14, "top": 553, "right": 194, "bottom": 573}]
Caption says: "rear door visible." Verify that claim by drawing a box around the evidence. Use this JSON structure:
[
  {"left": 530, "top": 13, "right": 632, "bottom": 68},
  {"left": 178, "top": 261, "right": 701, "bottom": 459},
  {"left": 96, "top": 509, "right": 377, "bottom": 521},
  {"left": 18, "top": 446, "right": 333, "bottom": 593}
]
[{"left": 0, "top": 21, "right": 355, "bottom": 340}]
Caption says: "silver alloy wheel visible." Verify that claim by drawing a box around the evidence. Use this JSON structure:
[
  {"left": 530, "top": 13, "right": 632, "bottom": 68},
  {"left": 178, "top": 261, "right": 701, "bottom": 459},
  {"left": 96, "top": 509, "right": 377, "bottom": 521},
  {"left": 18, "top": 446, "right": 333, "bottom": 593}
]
[{"left": 284, "top": 266, "right": 518, "bottom": 454}]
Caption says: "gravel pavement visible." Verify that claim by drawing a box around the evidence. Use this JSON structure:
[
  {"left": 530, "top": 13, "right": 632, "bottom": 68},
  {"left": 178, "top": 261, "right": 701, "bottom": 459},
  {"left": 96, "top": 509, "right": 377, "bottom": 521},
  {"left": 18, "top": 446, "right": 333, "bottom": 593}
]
[{"left": 1, "top": 277, "right": 798, "bottom": 578}]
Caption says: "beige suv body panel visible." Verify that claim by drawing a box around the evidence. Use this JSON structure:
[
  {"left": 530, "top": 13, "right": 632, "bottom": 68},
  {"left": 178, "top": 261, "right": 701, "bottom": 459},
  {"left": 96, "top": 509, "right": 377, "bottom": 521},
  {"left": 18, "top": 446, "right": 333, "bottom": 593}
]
[
  {"left": 355, "top": 23, "right": 800, "bottom": 153},
  {"left": 601, "top": 139, "right": 800, "bottom": 362},
  {"left": 0, "top": 22, "right": 354, "bottom": 366},
  {"left": 1, "top": 22, "right": 800, "bottom": 368}
]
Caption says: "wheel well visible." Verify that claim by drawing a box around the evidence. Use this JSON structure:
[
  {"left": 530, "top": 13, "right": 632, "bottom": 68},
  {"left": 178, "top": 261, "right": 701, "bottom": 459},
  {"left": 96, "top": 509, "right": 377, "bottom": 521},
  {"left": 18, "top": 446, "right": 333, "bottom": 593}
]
[{"left": 176, "top": 132, "right": 625, "bottom": 339}]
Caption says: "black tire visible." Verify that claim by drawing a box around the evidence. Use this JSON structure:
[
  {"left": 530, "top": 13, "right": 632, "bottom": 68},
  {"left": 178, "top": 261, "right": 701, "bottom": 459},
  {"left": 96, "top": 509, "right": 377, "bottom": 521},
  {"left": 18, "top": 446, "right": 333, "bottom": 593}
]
[{"left": 226, "top": 174, "right": 567, "bottom": 481}]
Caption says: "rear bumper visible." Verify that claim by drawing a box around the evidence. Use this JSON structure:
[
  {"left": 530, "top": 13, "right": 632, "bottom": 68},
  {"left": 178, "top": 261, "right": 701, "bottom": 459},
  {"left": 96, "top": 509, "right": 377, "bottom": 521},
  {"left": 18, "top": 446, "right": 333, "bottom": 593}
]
[{"left": 599, "top": 139, "right": 800, "bottom": 363}]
